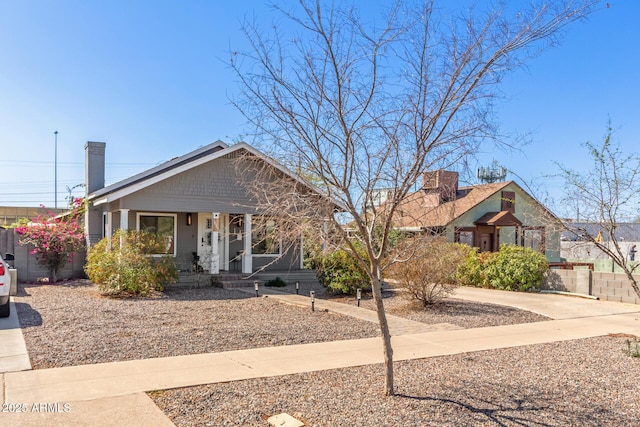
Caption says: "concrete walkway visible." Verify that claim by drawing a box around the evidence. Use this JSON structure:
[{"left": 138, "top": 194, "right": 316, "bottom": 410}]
[
  {"left": 243, "top": 287, "right": 463, "bottom": 335},
  {"left": 0, "top": 300, "right": 31, "bottom": 373},
  {"left": 2, "top": 289, "right": 640, "bottom": 426}
]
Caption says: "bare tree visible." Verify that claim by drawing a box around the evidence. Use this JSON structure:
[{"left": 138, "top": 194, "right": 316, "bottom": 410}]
[
  {"left": 556, "top": 124, "right": 640, "bottom": 299},
  {"left": 230, "top": 0, "right": 599, "bottom": 396}
]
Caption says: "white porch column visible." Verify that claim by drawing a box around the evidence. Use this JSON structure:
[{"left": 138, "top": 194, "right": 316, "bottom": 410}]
[
  {"left": 105, "top": 212, "right": 113, "bottom": 249},
  {"left": 119, "top": 209, "right": 130, "bottom": 248},
  {"left": 211, "top": 212, "right": 220, "bottom": 274},
  {"left": 242, "top": 214, "right": 252, "bottom": 274},
  {"left": 300, "top": 232, "right": 304, "bottom": 269}
]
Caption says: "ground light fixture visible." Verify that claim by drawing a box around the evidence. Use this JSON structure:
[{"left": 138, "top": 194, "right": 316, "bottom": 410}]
[
  {"left": 295, "top": 281, "right": 300, "bottom": 294},
  {"left": 310, "top": 290, "right": 315, "bottom": 312},
  {"left": 356, "top": 288, "right": 362, "bottom": 307},
  {"left": 254, "top": 281, "right": 259, "bottom": 297}
]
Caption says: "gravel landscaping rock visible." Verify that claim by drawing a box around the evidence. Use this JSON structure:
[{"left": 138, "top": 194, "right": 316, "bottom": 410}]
[
  {"left": 14, "top": 280, "right": 380, "bottom": 369},
  {"left": 15, "top": 280, "right": 546, "bottom": 369},
  {"left": 151, "top": 336, "right": 640, "bottom": 426},
  {"left": 16, "top": 278, "right": 613, "bottom": 426}
]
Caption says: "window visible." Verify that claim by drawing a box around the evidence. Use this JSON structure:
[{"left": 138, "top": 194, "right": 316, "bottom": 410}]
[
  {"left": 137, "top": 213, "right": 177, "bottom": 255},
  {"left": 454, "top": 227, "right": 474, "bottom": 246},
  {"left": 522, "top": 226, "right": 545, "bottom": 252},
  {"left": 501, "top": 191, "right": 515, "bottom": 213},
  {"left": 252, "top": 216, "right": 280, "bottom": 255}
]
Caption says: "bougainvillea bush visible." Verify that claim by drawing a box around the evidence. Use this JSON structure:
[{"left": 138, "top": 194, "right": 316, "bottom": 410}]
[{"left": 15, "top": 199, "right": 85, "bottom": 282}]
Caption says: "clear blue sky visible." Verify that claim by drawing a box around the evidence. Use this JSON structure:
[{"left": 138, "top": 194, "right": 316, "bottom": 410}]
[{"left": 0, "top": 1, "right": 638, "bottom": 219}]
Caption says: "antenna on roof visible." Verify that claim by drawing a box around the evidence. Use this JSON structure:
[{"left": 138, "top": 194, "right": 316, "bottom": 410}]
[{"left": 477, "top": 160, "right": 507, "bottom": 184}]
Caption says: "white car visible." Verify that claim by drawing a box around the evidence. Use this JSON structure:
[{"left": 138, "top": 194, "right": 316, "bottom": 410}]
[{"left": 0, "top": 253, "right": 10, "bottom": 317}]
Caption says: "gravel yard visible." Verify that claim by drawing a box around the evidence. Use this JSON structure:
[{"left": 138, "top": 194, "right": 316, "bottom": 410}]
[
  {"left": 151, "top": 336, "right": 640, "bottom": 426},
  {"left": 14, "top": 280, "right": 381, "bottom": 369},
  {"left": 16, "top": 279, "right": 638, "bottom": 426},
  {"left": 16, "top": 280, "right": 545, "bottom": 369}
]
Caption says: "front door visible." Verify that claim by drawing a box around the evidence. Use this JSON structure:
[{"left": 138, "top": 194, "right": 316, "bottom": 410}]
[
  {"left": 197, "top": 213, "right": 228, "bottom": 272},
  {"left": 479, "top": 233, "right": 493, "bottom": 252}
]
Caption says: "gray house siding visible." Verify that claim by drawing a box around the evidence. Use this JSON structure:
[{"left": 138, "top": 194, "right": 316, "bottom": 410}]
[
  {"left": 121, "top": 157, "right": 256, "bottom": 211},
  {"left": 86, "top": 142, "right": 311, "bottom": 274}
]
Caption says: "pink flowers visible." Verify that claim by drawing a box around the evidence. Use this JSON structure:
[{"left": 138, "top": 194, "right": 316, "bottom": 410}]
[{"left": 17, "top": 201, "right": 86, "bottom": 282}]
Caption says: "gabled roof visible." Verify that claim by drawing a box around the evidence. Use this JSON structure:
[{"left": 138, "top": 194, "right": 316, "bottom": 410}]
[
  {"left": 474, "top": 211, "right": 522, "bottom": 226},
  {"left": 394, "top": 181, "right": 511, "bottom": 229},
  {"left": 88, "top": 140, "right": 334, "bottom": 208},
  {"left": 394, "top": 180, "right": 554, "bottom": 229},
  {"left": 562, "top": 222, "right": 640, "bottom": 242}
]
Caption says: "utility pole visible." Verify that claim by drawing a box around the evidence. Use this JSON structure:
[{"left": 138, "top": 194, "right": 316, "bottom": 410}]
[{"left": 54, "top": 131, "right": 58, "bottom": 208}]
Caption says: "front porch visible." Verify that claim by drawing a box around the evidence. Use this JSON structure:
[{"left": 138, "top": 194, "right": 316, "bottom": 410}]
[{"left": 100, "top": 210, "right": 304, "bottom": 275}]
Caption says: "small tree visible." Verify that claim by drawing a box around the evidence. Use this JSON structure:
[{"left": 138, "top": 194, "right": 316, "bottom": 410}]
[
  {"left": 231, "top": 0, "right": 599, "bottom": 396},
  {"left": 556, "top": 124, "right": 640, "bottom": 299},
  {"left": 388, "top": 237, "right": 469, "bottom": 306},
  {"left": 15, "top": 199, "right": 85, "bottom": 282}
]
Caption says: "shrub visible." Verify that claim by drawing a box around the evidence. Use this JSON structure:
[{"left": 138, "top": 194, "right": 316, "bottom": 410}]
[
  {"left": 456, "top": 248, "right": 490, "bottom": 287},
  {"left": 387, "top": 237, "right": 468, "bottom": 306},
  {"left": 480, "top": 244, "right": 548, "bottom": 291},
  {"left": 265, "top": 277, "right": 287, "bottom": 287},
  {"left": 317, "top": 245, "right": 371, "bottom": 295},
  {"left": 15, "top": 200, "right": 85, "bottom": 282},
  {"left": 624, "top": 338, "right": 640, "bottom": 358},
  {"left": 85, "top": 230, "right": 178, "bottom": 297}
]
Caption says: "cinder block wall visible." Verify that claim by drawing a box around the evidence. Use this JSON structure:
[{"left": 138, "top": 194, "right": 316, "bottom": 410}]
[
  {"left": 591, "top": 272, "right": 640, "bottom": 304},
  {"left": 543, "top": 269, "right": 640, "bottom": 304},
  {"left": 1, "top": 228, "right": 86, "bottom": 282}
]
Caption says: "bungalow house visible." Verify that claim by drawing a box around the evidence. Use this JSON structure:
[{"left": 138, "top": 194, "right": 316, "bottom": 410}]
[
  {"left": 390, "top": 170, "right": 562, "bottom": 261},
  {"left": 84, "top": 140, "right": 323, "bottom": 275}
]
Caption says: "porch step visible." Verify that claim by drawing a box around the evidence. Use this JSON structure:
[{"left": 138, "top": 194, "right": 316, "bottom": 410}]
[
  {"left": 172, "top": 273, "right": 216, "bottom": 288},
  {"left": 214, "top": 270, "right": 320, "bottom": 289},
  {"left": 254, "top": 270, "right": 319, "bottom": 283}
]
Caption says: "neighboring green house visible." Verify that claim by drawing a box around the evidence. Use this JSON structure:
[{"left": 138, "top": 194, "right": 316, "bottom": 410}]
[
  {"left": 84, "top": 140, "right": 323, "bottom": 274},
  {"left": 392, "top": 170, "right": 561, "bottom": 261}
]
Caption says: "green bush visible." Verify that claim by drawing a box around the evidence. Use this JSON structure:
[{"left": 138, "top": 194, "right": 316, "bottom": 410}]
[
  {"left": 483, "top": 244, "right": 548, "bottom": 291},
  {"left": 85, "top": 230, "right": 178, "bottom": 297},
  {"left": 457, "top": 244, "right": 548, "bottom": 291},
  {"left": 454, "top": 246, "right": 485, "bottom": 287},
  {"left": 317, "top": 245, "right": 371, "bottom": 295}
]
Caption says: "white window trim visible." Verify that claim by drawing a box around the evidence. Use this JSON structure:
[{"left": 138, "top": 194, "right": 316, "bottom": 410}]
[{"left": 136, "top": 212, "right": 178, "bottom": 257}]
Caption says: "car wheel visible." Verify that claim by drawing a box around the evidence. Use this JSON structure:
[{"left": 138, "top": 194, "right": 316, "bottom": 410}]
[{"left": 0, "top": 299, "right": 10, "bottom": 318}]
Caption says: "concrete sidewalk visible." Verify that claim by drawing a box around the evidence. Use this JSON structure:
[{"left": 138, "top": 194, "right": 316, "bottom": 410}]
[
  {"left": 3, "top": 288, "right": 640, "bottom": 426},
  {"left": 0, "top": 299, "right": 32, "bottom": 373}
]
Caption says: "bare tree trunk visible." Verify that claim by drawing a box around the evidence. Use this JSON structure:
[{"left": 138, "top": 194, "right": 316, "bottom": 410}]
[
  {"left": 623, "top": 269, "right": 640, "bottom": 299},
  {"left": 371, "top": 276, "right": 394, "bottom": 396}
]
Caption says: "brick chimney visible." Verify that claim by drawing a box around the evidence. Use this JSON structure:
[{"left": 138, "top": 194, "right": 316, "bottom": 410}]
[
  {"left": 85, "top": 141, "right": 106, "bottom": 194},
  {"left": 422, "top": 170, "right": 458, "bottom": 206},
  {"left": 84, "top": 141, "right": 106, "bottom": 247}
]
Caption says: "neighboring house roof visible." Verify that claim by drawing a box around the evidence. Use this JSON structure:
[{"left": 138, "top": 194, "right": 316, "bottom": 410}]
[
  {"left": 394, "top": 181, "right": 555, "bottom": 230},
  {"left": 394, "top": 181, "right": 510, "bottom": 229},
  {"left": 88, "top": 140, "right": 335, "bottom": 208},
  {"left": 562, "top": 222, "right": 640, "bottom": 242}
]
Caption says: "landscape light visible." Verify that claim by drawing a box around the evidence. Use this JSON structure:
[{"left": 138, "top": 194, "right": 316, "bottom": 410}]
[
  {"left": 356, "top": 288, "right": 362, "bottom": 307},
  {"left": 254, "top": 281, "right": 259, "bottom": 298},
  {"left": 296, "top": 281, "right": 300, "bottom": 295},
  {"left": 310, "top": 290, "right": 315, "bottom": 312}
]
